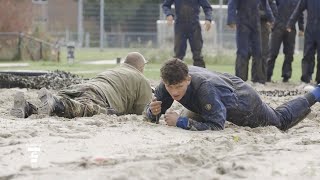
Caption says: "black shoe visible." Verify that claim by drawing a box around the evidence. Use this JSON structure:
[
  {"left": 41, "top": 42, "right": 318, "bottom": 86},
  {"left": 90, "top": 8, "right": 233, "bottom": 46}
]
[
  {"left": 282, "top": 77, "right": 289, "bottom": 83},
  {"left": 193, "top": 61, "right": 206, "bottom": 68},
  {"left": 10, "top": 92, "right": 28, "bottom": 118}
]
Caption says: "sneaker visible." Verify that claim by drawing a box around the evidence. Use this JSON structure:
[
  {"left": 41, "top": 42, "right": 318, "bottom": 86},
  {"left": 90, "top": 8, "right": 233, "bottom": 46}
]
[
  {"left": 38, "top": 88, "right": 57, "bottom": 115},
  {"left": 297, "top": 82, "right": 316, "bottom": 91},
  {"left": 10, "top": 92, "right": 28, "bottom": 118},
  {"left": 304, "top": 84, "right": 316, "bottom": 92}
]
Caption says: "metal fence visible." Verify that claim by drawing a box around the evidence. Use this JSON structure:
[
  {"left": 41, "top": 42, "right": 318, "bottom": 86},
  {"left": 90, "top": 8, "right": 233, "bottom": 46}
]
[{"left": 46, "top": 1, "right": 304, "bottom": 54}]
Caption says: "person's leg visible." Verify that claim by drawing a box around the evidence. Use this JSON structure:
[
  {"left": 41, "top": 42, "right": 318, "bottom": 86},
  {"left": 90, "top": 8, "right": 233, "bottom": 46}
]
[
  {"left": 235, "top": 23, "right": 250, "bottom": 81},
  {"left": 260, "top": 21, "right": 271, "bottom": 82},
  {"left": 267, "top": 27, "right": 283, "bottom": 82},
  {"left": 282, "top": 29, "right": 296, "bottom": 82},
  {"left": 10, "top": 91, "right": 38, "bottom": 118},
  {"left": 39, "top": 85, "right": 112, "bottom": 118},
  {"left": 239, "top": 93, "right": 313, "bottom": 131},
  {"left": 174, "top": 23, "right": 188, "bottom": 61},
  {"left": 250, "top": 24, "right": 264, "bottom": 83},
  {"left": 301, "top": 29, "right": 316, "bottom": 83},
  {"left": 314, "top": 30, "right": 320, "bottom": 84},
  {"left": 189, "top": 22, "right": 205, "bottom": 68},
  {"left": 227, "top": 77, "right": 313, "bottom": 131}
]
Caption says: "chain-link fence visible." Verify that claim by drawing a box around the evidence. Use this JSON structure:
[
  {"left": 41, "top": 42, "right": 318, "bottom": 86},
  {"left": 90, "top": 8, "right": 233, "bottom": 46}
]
[
  {"left": 1, "top": 1, "right": 304, "bottom": 59},
  {"left": 47, "top": 1, "right": 304, "bottom": 54}
]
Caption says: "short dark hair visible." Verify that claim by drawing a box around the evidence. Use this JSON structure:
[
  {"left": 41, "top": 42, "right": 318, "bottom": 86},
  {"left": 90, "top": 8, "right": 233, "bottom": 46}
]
[{"left": 160, "top": 58, "right": 189, "bottom": 85}]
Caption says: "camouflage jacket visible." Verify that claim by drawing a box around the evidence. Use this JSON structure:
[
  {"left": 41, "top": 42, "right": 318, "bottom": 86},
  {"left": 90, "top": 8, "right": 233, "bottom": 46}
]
[{"left": 89, "top": 63, "right": 152, "bottom": 115}]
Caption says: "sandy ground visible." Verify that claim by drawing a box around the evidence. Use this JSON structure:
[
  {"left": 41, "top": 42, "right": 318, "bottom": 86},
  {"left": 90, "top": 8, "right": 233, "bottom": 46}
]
[{"left": 1, "top": 82, "right": 320, "bottom": 180}]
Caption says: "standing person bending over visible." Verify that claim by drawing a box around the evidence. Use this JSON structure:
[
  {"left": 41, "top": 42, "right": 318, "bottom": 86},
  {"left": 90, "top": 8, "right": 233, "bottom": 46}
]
[
  {"left": 145, "top": 58, "right": 320, "bottom": 131},
  {"left": 10, "top": 52, "right": 153, "bottom": 118},
  {"left": 287, "top": 0, "right": 320, "bottom": 85},
  {"left": 227, "top": 0, "right": 274, "bottom": 84},
  {"left": 162, "top": 0, "right": 213, "bottom": 68},
  {"left": 267, "top": 0, "right": 304, "bottom": 83}
]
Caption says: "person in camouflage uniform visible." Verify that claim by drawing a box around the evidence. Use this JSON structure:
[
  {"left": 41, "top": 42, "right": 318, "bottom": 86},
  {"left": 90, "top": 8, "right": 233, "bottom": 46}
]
[
  {"left": 10, "top": 52, "right": 152, "bottom": 118},
  {"left": 145, "top": 58, "right": 320, "bottom": 131}
]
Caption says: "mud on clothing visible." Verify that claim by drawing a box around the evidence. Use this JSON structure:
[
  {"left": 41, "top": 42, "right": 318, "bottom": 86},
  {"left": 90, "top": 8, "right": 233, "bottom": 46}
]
[
  {"left": 145, "top": 66, "right": 313, "bottom": 131},
  {"left": 56, "top": 64, "right": 152, "bottom": 118}
]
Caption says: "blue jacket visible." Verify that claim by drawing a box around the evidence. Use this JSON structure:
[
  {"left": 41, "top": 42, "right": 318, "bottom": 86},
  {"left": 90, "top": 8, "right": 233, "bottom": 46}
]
[
  {"left": 260, "top": 0, "right": 277, "bottom": 22},
  {"left": 162, "top": 0, "right": 213, "bottom": 23},
  {"left": 287, "top": 0, "right": 320, "bottom": 28},
  {"left": 275, "top": 0, "right": 304, "bottom": 31},
  {"left": 228, "top": 0, "right": 274, "bottom": 25},
  {"left": 146, "top": 66, "right": 262, "bottom": 131}
]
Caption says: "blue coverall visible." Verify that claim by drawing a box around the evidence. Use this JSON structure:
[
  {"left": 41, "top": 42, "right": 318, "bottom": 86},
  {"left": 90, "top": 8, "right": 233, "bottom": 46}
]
[
  {"left": 260, "top": 0, "right": 277, "bottom": 82},
  {"left": 146, "top": 66, "right": 314, "bottom": 131},
  {"left": 227, "top": 0, "right": 274, "bottom": 83},
  {"left": 287, "top": 0, "right": 320, "bottom": 84},
  {"left": 162, "top": 0, "right": 213, "bottom": 68},
  {"left": 267, "top": 0, "right": 304, "bottom": 82}
]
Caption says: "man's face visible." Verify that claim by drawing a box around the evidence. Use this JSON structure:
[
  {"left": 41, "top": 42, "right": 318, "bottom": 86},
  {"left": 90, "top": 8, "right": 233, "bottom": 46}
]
[{"left": 163, "top": 75, "right": 191, "bottom": 101}]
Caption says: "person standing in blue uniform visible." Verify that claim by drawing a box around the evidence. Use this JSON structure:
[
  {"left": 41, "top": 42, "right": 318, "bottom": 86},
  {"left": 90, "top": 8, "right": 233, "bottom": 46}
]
[
  {"left": 162, "top": 0, "right": 213, "bottom": 68},
  {"left": 260, "top": 0, "right": 277, "bottom": 82},
  {"left": 267, "top": 0, "right": 304, "bottom": 83},
  {"left": 145, "top": 58, "right": 320, "bottom": 131},
  {"left": 227, "top": 0, "right": 274, "bottom": 84},
  {"left": 287, "top": 0, "right": 320, "bottom": 84}
]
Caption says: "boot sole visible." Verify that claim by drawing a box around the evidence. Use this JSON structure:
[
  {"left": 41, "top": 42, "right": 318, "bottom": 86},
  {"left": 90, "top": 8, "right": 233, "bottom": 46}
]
[
  {"left": 38, "top": 88, "right": 55, "bottom": 115},
  {"left": 10, "top": 92, "right": 26, "bottom": 118}
]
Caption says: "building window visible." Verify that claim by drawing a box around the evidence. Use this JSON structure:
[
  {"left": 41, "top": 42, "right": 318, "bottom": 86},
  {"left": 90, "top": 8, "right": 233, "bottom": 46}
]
[{"left": 32, "top": 0, "right": 48, "bottom": 4}]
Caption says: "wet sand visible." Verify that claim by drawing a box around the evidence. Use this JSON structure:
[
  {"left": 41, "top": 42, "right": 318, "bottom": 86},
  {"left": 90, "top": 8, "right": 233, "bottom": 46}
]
[{"left": 0, "top": 82, "right": 320, "bottom": 180}]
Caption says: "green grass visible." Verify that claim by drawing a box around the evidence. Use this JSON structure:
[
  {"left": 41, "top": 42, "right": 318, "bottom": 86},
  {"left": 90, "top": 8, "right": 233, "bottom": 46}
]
[{"left": 0, "top": 48, "right": 305, "bottom": 82}]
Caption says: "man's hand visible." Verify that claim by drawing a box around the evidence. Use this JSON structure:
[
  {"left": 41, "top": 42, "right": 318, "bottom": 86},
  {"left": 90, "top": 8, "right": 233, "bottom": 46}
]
[
  {"left": 149, "top": 97, "right": 162, "bottom": 115},
  {"left": 298, "top": 30, "right": 304, "bottom": 37},
  {"left": 228, "top": 24, "right": 236, "bottom": 30},
  {"left": 204, "top": 20, "right": 211, "bottom": 31},
  {"left": 164, "top": 111, "right": 179, "bottom": 126},
  {"left": 166, "top": 15, "right": 174, "bottom": 26},
  {"left": 266, "top": 22, "right": 273, "bottom": 31},
  {"left": 287, "top": 28, "right": 292, "bottom": 32}
]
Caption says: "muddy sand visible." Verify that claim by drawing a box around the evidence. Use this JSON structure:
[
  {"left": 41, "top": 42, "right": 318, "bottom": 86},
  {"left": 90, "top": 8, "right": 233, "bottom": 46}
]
[{"left": 0, "top": 82, "right": 320, "bottom": 180}]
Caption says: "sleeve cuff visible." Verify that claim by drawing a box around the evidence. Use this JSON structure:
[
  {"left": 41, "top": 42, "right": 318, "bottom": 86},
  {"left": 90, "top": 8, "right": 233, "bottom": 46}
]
[
  {"left": 176, "top": 117, "right": 189, "bottom": 129},
  {"left": 146, "top": 108, "right": 156, "bottom": 123}
]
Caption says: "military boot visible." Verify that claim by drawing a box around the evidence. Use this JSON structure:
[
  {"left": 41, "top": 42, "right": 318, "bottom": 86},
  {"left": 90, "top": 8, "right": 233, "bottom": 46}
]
[
  {"left": 10, "top": 92, "right": 38, "bottom": 118},
  {"left": 193, "top": 60, "right": 206, "bottom": 68},
  {"left": 38, "top": 88, "right": 65, "bottom": 116},
  {"left": 235, "top": 56, "right": 249, "bottom": 81}
]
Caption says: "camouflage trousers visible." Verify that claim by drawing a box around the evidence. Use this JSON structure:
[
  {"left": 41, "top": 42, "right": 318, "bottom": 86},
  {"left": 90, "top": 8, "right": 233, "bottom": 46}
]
[{"left": 56, "top": 84, "right": 110, "bottom": 118}]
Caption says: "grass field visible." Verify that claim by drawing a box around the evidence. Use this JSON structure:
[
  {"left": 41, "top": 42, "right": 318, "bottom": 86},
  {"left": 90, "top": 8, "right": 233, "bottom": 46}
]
[{"left": 0, "top": 48, "right": 305, "bottom": 82}]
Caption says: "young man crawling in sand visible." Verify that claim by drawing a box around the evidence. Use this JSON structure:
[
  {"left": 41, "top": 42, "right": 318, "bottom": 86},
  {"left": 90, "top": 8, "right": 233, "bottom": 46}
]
[
  {"left": 10, "top": 52, "right": 152, "bottom": 118},
  {"left": 145, "top": 58, "right": 320, "bottom": 131}
]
